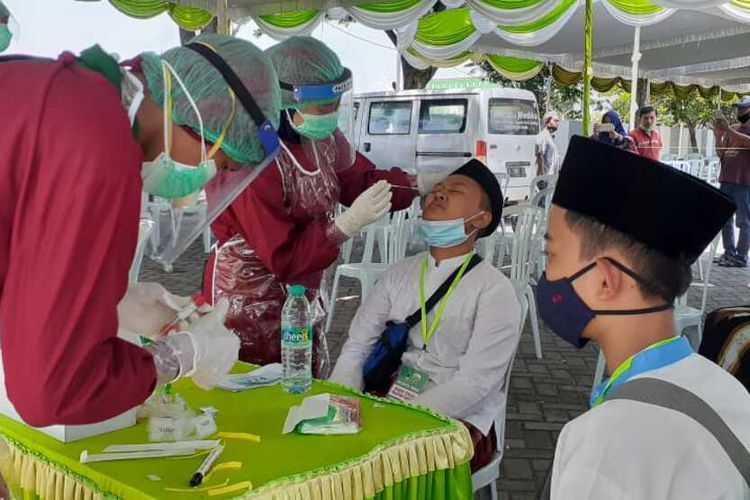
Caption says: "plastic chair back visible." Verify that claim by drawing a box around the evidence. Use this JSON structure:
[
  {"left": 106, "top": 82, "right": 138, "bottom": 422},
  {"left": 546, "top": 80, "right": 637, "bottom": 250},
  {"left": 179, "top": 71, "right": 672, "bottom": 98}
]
[
  {"left": 528, "top": 174, "right": 558, "bottom": 201},
  {"left": 499, "top": 205, "right": 543, "bottom": 288},
  {"left": 129, "top": 219, "right": 155, "bottom": 283}
]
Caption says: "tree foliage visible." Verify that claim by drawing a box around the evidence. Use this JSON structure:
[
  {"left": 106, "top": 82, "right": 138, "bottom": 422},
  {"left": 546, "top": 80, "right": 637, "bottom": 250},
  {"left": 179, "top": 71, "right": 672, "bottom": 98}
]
[{"left": 477, "top": 62, "right": 583, "bottom": 118}]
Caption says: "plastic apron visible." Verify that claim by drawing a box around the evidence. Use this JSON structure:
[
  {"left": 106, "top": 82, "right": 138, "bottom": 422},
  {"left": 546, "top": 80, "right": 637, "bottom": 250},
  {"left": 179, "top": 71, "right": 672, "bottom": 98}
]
[{"left": 211, "top": 138, "right": 342, "bottom": 376}]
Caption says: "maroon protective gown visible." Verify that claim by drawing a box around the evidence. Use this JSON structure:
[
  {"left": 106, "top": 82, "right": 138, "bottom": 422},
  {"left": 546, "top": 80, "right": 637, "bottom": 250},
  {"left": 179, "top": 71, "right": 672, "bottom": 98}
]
[
  {"left": 0, "top": 54, "right": 155, "bottom": 426},
  {"left": 204, "top": 135, "right": 414, "bottom": 373}
]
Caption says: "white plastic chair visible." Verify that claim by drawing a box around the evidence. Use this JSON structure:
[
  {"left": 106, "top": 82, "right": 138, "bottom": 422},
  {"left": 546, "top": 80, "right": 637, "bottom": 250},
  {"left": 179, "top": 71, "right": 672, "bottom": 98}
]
[
  {"left": 528, "top": 174, "right": 557, "bottom": 201},
  {"left": 686, "top": 153, "right": 704, "bottom": 161},
  {"left": 472, "top": 351, "right": 517, "bottom": 500},
  {"left": 498, "top": 205, "right": 544, "bottom": 359},
  {"left": 494, "top": 172, "right": 510, "bottom": 200},
  {"left": 129, "top": 219, "right": 155, "bottom": 283},
  {"left": 325, "top": 212, "right": 411, "bottom": 335},
  {"left": 661, "top": 153, "right": 678, "bottom": 162},
  {"left": 687, "top": 159, "right": 703, "bottom": 178},
  {"left": 676, "top": 234, "right": 720, "bottom": 350}
]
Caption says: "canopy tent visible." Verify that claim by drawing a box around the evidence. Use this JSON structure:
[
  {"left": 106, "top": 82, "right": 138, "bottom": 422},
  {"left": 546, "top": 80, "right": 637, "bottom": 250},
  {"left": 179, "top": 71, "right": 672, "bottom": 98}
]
[{"left": 96, "top": 0, "right": 750, "bottom": 129}]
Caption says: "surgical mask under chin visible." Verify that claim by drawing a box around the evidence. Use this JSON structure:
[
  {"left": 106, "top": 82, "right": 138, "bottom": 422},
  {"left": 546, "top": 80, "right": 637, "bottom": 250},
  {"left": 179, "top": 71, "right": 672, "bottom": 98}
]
[
  {"left": 640, "top": 124, "right": 654, "bottom": 133},
  {"left": 0, "top": 25, "right": 11, "bottom": 52},
  {"left": 738, "top": 113, "right": 750, "bottom": 124},
  {"left": 142, "top": 60, "right": 217, "bottom": 199},
  {"left": 289, "top": 110, "right": 339, "bottom": 140},
  {"left": 417, "top": 213, "right": 482, "bottom": 248},
  {"left": 535, "top": 258, "right": 673, "bottom": 349}
]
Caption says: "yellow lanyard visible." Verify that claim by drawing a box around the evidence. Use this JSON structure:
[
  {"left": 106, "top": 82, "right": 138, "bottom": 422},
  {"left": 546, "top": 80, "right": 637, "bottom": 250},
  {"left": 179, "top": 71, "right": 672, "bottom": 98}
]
[{"left": 419, "top": 253, "right": 474, "bottom": 347}]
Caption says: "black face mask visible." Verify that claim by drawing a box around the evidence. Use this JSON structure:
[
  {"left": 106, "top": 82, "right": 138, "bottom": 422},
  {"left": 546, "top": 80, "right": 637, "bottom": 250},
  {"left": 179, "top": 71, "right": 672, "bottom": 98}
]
[
  {"left": 535, "top": 257, "right": 673, "bottom": 349},
  {"left": 738, "top": 113, "right": 750, "bottom": 124}
]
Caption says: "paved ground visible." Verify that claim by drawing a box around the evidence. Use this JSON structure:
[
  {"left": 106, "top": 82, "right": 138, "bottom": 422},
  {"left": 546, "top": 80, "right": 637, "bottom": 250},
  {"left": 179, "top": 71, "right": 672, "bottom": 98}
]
[{"left": 141, "top": 238, "right": 750, "bottom": 499}]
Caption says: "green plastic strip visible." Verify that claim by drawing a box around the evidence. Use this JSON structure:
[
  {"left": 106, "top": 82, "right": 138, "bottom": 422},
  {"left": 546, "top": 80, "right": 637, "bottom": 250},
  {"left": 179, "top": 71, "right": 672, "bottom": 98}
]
[
  {"left": 257, "top": 10, "right": 319, "bottom": 28},
  {"left": 606, "top": 0, "right": 663, "bottom": 16},
  {"left": 415, "top": 8, "right": 476, "bottom": 47},
  {"left": 499, "top": 0, "right": 576, "bottom": 34}
]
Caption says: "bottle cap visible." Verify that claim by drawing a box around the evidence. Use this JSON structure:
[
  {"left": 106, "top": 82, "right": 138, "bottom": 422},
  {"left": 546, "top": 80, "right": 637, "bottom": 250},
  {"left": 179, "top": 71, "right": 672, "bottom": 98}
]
[{"left": 288, "top": 285, "right": 306, "bottom": 296}]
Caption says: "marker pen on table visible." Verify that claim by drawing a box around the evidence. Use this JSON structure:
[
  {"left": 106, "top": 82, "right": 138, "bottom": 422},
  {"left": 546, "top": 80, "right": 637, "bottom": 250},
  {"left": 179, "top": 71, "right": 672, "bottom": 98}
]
[{"left": 190, "top": 442, "right": 225, "bottom": 487}]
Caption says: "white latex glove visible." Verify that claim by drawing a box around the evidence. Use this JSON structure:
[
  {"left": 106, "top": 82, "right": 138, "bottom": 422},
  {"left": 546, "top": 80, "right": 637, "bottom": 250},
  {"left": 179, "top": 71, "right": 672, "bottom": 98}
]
[
  {"left": 417, "top": 171, "right": 450, "bottom": 196},
  {"left": 334, "top": 180, "right": 392, "bottom": 237},
  {"left": 117, "top": 283, "right": 192, "bottom": 340},
  {"left": 171, "top": 300, "right": 239, "bottom": 390}
]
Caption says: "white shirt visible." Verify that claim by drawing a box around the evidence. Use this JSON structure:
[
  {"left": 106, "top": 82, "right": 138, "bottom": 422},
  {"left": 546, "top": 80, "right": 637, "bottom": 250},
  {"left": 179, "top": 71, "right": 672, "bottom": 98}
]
[
  {"left": 552, "top": 353, "right": 750, "bottom": 500},
  {"left": 536, "top": 128, "right": 559, "bottom": 175},
  {"left": 330, "top": 251, "right": 521, "bottom": 435}
]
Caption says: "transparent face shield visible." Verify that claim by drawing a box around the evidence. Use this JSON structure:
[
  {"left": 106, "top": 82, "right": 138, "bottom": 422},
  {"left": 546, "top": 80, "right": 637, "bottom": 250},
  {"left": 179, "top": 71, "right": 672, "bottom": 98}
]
[
  {"left": 145, "top": 43, "right": 280, "bottom": 268},
  {"left": 282, "top": 68, "right": 355, "bottom": 173}
]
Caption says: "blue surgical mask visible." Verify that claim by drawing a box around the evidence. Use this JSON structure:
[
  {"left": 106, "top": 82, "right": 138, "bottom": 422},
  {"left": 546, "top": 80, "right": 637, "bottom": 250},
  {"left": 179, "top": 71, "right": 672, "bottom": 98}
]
[
  {"left": 417, "top": 213, "right": 482, "bottom": 248},
  {"left": 0, "top": 25, "right": 11, "bottom": 52},
  {"left": 536, "top": 258, "right": 672, "bottom": 349}
]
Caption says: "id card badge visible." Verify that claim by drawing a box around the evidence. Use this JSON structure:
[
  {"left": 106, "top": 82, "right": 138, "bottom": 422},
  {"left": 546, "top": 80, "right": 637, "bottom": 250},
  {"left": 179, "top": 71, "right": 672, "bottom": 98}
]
[{"left": 387, "top": 365, "right": 430, "bottom": 402}]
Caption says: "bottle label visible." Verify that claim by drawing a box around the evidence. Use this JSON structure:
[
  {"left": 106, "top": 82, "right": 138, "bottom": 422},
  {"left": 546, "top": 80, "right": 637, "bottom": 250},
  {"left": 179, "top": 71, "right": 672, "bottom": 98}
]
[{"left": 282, "top": 326, "right": 312, "bottom": 346}]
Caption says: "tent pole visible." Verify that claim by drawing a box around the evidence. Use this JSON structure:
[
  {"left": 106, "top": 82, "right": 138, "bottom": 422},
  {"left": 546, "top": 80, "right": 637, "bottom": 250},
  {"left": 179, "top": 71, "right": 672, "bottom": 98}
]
[
  {"left": 582, "top": 0, "right": 593, "bottom": 134},
  {"left": 545, "top": 63, "right": 552, "bottom": 113},
  {"left": 396, "top": 55, "right": 403, "bottom": 91},
  {"left": 216, "top": 0, "right": 229, "bottom": 35},
  {"left": 629, "top": 26, "right": 641, "bottom": 130}
]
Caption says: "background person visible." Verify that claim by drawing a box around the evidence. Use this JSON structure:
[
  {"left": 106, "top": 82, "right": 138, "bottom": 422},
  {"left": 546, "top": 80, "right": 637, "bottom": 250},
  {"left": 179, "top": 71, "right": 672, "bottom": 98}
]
[
  {"left": 713, "top": 96, "right": 750, "bottom": 268},
  {"left": 591, "top": 110, "right": 636, "bottom": 152},
  {"left": 629, "top": 105, "right": 663, "bottom": 160},
  {"left": 536, "top": 111, "right": 561, "bottom": 177}
]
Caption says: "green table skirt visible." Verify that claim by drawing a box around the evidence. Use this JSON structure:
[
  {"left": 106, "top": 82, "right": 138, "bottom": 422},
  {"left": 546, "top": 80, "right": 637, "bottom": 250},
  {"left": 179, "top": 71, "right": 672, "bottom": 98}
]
[{"left": 0, "top": 364, "right": 473, "bottom": 499}]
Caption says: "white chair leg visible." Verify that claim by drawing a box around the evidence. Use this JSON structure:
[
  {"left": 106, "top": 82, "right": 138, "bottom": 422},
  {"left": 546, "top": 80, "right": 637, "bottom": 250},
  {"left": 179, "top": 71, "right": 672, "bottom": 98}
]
[
  {"left": 526, "top": 286, "right": 542, "bottom": 359},
  {"left": 325, "top": 270, "right": 342, "bottom": 334},
  {"left": 342, "top": 238, "right": 354, "bottom": 264},
  {"left": 592, "top": 350, "right": 606, "bottom": 396},
  {"left": 362, "top": 229, "right": 375, "bottom": 264},
  {"left": 203, "top": 227, "right": 212, "bottom": 254}
]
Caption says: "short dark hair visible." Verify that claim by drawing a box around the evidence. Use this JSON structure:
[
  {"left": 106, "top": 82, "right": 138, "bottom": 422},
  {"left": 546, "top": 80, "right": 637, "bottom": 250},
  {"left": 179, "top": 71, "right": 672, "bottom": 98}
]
[
  {"left": 638, "top": 105, "right": 656, "bottom": 117},
  {"left": 565, "top": 210, "right": 690, "bottom": 302}
]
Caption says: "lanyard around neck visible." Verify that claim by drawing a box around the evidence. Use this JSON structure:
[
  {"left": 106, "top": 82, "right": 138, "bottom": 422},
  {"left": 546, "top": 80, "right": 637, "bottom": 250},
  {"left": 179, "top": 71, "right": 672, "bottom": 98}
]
[
  {"left": 591, "top": 336, "right": 692, "bottom": 407},
  {"left": 419, "top": 253, "right": 474, "bottom": 347}
]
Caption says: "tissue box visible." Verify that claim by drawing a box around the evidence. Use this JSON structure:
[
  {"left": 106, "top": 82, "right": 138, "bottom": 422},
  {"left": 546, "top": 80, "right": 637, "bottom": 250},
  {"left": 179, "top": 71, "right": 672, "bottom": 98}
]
[{"left": 0, "top": 357, "right": 137, "bottom": 443}]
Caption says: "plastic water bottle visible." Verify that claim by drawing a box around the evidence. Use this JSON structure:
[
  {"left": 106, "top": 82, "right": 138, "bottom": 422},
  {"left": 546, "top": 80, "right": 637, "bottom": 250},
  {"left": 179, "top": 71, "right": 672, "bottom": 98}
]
[{"left": 281, "top": 285, "right": 313, "bottom": 394}]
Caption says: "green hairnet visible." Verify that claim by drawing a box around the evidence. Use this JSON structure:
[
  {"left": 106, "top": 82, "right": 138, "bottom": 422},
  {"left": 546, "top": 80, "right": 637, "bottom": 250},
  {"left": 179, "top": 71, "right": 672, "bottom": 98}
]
[
  {"left": 0, "top": 1, "right": 9, "bottom": 19},
  {"left": 141, "top": 33, "right": 281, "bottom": 166},
  {"left": 265, "top": 36, "right": 344, "bottom": 109}
]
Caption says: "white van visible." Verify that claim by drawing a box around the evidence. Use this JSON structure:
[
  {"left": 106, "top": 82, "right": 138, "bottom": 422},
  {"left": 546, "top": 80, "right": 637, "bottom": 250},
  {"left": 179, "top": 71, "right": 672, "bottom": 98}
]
[{"left": 352, "top": 86, "right": 540, "bottom": 201}]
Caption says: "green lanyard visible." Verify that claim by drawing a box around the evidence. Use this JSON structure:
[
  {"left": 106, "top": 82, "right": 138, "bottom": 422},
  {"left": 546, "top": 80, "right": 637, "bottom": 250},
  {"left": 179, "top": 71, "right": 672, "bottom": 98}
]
[
  {"left": 419, "top": 253, "right": 474, "bottom": 347},
  {"left": 591, "top": 336, "right": 682, "bottom": 407}
]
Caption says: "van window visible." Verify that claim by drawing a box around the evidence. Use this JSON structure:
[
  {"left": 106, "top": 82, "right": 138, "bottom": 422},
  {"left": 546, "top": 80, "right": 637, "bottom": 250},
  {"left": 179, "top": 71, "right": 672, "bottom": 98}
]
[
  {"left": 418, "top": 99, "right": 467, "bottom": 134},
  {"left": 368, "top": 101, "right": 412, "bottom": 135},
  {"left": 353, "top": 102, "right": 360, "bottom": 123},
  {"left": 488, "top": 98, "right": 539, "bottom": 135}
]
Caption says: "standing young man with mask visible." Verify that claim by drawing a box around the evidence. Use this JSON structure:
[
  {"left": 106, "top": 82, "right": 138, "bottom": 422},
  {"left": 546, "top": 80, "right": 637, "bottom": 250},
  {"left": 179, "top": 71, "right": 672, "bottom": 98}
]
[
  {"left": 713, "top": 96, "right": 750, "bottom": 268},
  {"left": 331, "top": 159, "right": 521, "bottom": 472},
  {"left": 539, "top": 136, "right": 750, "bottom": 499},
  {"left": 629, "top": 105, "right": 663, "bottom": 161}
]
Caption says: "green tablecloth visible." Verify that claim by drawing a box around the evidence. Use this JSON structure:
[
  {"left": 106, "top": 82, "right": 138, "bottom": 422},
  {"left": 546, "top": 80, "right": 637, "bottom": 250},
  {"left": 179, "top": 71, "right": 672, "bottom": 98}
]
[{"left": 0, "top": 365, "right": 473, "bottom": 499}]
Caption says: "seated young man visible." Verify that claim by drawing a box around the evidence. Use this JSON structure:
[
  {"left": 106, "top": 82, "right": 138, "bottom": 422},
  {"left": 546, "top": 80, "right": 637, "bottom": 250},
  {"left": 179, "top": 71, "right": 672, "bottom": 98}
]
[{"left": 330, "top": 159, "right": 522, "bottom": 472}]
